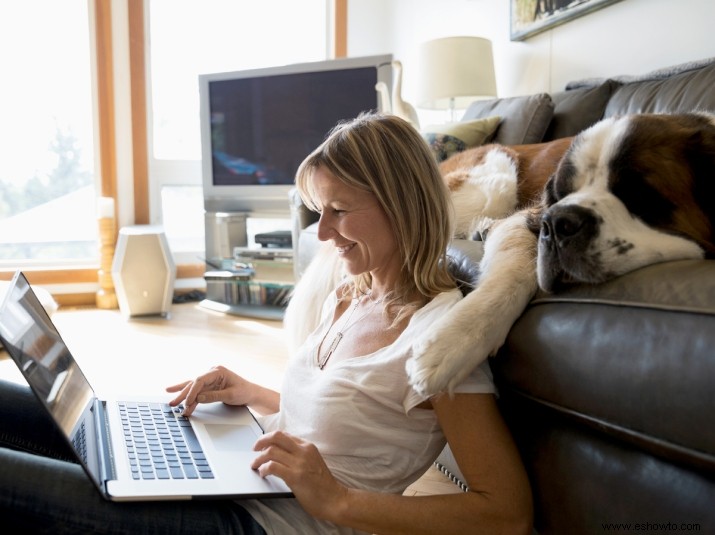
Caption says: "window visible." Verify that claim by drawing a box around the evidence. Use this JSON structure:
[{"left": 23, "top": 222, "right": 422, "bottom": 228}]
[
  {"left": 0, "top": 1, "right": 97, "bottom": 266},
  {"left": 148, "top": 0, "right": 329, "bottom": 161},
  {"left": 0, "top": 0, "right": 332, "bottom": 274},
  {"left": 147, "top": 0, "right": 329, "bottom": 260}
]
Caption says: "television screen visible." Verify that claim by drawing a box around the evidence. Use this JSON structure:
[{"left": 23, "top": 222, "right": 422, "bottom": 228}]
[
  {"left": 210, "top": 68, "right": 379, "bottom": 186},
  {"left": 200, "top": 55, "right": 392, "bottom": 213}
]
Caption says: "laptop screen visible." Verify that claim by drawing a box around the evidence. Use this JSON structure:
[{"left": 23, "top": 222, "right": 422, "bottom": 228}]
[{"left": 0, "top": 272, "right": 94, "bottom": 437}]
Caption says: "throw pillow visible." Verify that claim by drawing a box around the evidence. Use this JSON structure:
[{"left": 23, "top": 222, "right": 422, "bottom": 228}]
[
  {"left": 421, "top": 115, "right": 501, "bottom": 162},
  {"left": 461, "top": 93, "right": 554, "bottom": 145}
]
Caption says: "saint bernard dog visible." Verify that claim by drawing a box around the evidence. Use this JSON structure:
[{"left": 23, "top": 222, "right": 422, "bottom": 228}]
[{"left": 287, "top": 112, "right": 715, "bottom": 396}]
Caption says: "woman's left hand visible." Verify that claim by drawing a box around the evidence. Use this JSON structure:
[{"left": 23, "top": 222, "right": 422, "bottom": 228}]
[{"left": 251, "top": 430, "right": 347, "bottom": 520}]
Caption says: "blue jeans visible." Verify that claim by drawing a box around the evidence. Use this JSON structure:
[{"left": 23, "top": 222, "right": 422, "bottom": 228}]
[{"left": 0, "top": 380, "right": 266, "bottom": 535}]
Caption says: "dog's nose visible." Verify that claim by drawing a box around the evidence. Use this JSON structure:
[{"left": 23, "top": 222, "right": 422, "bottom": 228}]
[{"left": 541, "top": 204, "right": 598, "bottom": 245}]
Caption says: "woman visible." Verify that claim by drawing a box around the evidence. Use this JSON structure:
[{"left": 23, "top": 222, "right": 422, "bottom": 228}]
[{"left": 0, "top": 113, "right": 532, "bottom": 534}]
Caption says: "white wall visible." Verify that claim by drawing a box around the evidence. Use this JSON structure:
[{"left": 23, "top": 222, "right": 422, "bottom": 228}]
[{"left": 347, "top": 0, "right": 715, "bottom": 121}]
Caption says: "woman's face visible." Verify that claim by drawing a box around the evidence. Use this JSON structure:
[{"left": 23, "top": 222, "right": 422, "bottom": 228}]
[{"left": 312, "top": 165, "right": 401, "bottom": 283}]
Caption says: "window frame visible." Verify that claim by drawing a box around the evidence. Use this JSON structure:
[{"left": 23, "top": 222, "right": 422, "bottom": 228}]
[{"left": 0, "top": 0, "right": 347, "bottom": 305}]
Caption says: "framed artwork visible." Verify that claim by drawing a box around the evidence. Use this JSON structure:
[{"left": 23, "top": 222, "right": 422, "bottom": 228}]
[{"left": 510, "top": 0, "right": 625, "bottom": 41}]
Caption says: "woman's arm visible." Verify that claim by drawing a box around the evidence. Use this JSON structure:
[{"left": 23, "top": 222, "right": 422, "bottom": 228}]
[
  {"left": 166, "top": 365, "right": 280, "bottom": 416},
  {"left": 252, "top": 393, "right": 533, "bottom": 534}
]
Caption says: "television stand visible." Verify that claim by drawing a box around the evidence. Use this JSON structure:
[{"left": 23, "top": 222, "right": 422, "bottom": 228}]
[
  {"left": 199, "top": 298, "right": 287, "bottom": 321},
  {"left": 202, "top": 210, "right": 294, "bottom": 320},
  {"left": 200, "top": 256, "right": 293, "bottom": 321}
]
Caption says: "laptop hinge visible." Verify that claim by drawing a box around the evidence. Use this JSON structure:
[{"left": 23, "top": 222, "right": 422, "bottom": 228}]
[{"left": 93, "top": 399, "right": 117, "bottom": 485}]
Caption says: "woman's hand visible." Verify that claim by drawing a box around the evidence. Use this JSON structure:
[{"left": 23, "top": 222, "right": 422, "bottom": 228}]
[
  {"left": 251, "top": 430, "right": 348, "bottom": 521},
  {"left": 166, "top": 365, "right": 261, "bottom": 417}
]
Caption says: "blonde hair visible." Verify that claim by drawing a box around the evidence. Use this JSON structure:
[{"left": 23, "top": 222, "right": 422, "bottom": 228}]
[{"left": 296, "top": 113, "right": 456, "bottom": 315}]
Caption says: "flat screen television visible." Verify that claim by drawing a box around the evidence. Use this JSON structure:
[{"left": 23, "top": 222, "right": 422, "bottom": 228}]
[{"left": 199, "top": 55, "right": 393, "bottom": 214}]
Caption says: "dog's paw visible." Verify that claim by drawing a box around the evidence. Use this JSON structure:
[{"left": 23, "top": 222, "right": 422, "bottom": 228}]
[
  {"left": 469, "top": 216, "right": 496, "bottom": 241},
  {"left": 407, "top": 331, "right": 479, "bottom": 397}
]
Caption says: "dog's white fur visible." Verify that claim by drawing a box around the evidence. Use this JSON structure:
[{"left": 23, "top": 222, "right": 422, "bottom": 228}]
[
  {"left": 448, "top": 148, "right": 519, "bottom": 239},
  {"left": 406, "top": 211, "right": 538, "bottom": 394}
]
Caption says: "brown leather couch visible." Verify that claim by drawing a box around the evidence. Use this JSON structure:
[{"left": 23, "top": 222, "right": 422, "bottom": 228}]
[{"left": 290, "top": 57, "right": 715, "bottom": 534}]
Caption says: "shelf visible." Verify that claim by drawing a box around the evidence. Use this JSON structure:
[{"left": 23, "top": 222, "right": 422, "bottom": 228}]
[
  {"left": 203, "top": 268, "right": 293, "bottom": 321},
  {"left": 203, "top": 214, "right": 295, "bottom": 319},
  {"left": 206, "top": 274, "right": 291, "bottom": 302},
  {"left": 199, "top": 299, "right": 286, "bottom": 321}
]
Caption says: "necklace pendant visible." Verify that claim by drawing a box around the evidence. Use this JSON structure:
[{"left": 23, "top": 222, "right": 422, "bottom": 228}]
[
  {"left": 319, "top": 331, "right": 343, "bottom": 370},
  {"left": 316, "top": 293, "right": 365, "bottom": 370}
]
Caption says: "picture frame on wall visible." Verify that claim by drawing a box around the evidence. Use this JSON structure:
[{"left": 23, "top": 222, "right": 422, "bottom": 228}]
[{"left": 510, "top": 0, "right": 625, "bottom": 41}]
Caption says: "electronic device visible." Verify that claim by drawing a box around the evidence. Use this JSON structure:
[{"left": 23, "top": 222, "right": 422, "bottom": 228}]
[
  {"left": 0, "top": 271, "right": 292, "bottom": 501},
  {"left": 254, "top": 230, "right": 292, "bottom": 248},
  {"left": 112, "top": 226, "right": 176, "bottom": 318},
  {"left": 199, "top": 54, "right": 393, "bottom": 215}
]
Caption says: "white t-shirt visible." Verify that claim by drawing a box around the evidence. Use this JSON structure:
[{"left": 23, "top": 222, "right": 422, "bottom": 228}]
[{"left": 241, "top": 288, "right": 495, "bottom": 535}]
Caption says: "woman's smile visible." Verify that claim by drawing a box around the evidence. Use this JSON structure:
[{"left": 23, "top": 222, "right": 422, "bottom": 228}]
[{"left": 336, "top": 242, "right": 356, "bottom": 255}]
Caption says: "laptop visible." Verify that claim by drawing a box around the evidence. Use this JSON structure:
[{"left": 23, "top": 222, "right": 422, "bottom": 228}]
[{"left": 0, "top": 271, "right": 292, "bottom": 501}]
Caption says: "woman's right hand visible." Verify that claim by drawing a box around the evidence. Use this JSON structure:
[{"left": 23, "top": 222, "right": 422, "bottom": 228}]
[{"left": 165, "top": 365, "right": 258, "bottom": 417}]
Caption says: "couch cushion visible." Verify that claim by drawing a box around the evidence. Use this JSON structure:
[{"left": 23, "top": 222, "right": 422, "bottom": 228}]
[
  {"left": 462, "top": 93, "right": 554, "bottom": 145},
  {"left": 543, "top": 80, "right": 617, "bottom": 140},
  {"left": 501, "top": 396, "right": 715, "bottom": 535},
  {"left": 421, "top": 116, "right": 501, "bottom": 162},
  {"left": 494, "top": 259, "right": 715, "bottom": 475}
]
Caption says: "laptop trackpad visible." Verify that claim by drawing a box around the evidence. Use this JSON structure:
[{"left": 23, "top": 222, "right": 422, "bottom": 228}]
[{"left": 205, "top": 424, "right": 257, "bottom": 451}]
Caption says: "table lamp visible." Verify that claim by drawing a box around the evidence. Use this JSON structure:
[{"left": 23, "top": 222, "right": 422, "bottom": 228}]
[{"left": 418, "top": 36, "right": 497, "bottom": 121}]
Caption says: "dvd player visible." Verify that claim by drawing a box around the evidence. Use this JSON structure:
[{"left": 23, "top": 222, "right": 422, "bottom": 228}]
[{"left": 254, "top": 230, "right": 292, "bottom": 248}]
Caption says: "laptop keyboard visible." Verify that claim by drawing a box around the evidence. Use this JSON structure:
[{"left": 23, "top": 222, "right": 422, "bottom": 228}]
[{"left": 118, "top": 402, "right": 214, "bottom": 480}]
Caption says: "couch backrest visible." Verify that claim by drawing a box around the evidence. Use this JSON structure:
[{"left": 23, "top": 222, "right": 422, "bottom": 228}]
[
  {"left": 546, "top": 56, "right": 715, "bottom": 141},
  {"left": 603, "top": 58, "right": 715, "bottom": 117},
  {"left": 463, "top": 57, "right": 715, "bottom": 145}
]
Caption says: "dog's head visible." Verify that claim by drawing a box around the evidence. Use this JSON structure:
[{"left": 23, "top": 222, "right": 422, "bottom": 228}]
[{"left": 529, "top": 112, "right": 715, "bottom": 292}]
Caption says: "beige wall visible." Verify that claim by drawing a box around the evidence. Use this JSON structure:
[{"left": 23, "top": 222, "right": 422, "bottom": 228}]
[{"left": 347, "top": 0, "right": 715, "bottom": 121}]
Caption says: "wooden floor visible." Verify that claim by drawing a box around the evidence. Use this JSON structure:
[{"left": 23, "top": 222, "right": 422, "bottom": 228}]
[{"left": 0, "top": 302, "right": 460, "bottom": 497}]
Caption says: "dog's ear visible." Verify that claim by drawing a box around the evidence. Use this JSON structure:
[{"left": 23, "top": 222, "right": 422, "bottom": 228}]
[
  {"left": 686, "top": 117, "right": 715, "bottom": 254},
  {"left": 686, "top": 119, "right": 715, "bottom": 200}
]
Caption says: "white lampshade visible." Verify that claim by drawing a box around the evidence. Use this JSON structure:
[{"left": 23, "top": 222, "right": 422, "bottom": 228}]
[{"left": 417, "top": 36, "right": 497, "bottom": 110}]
